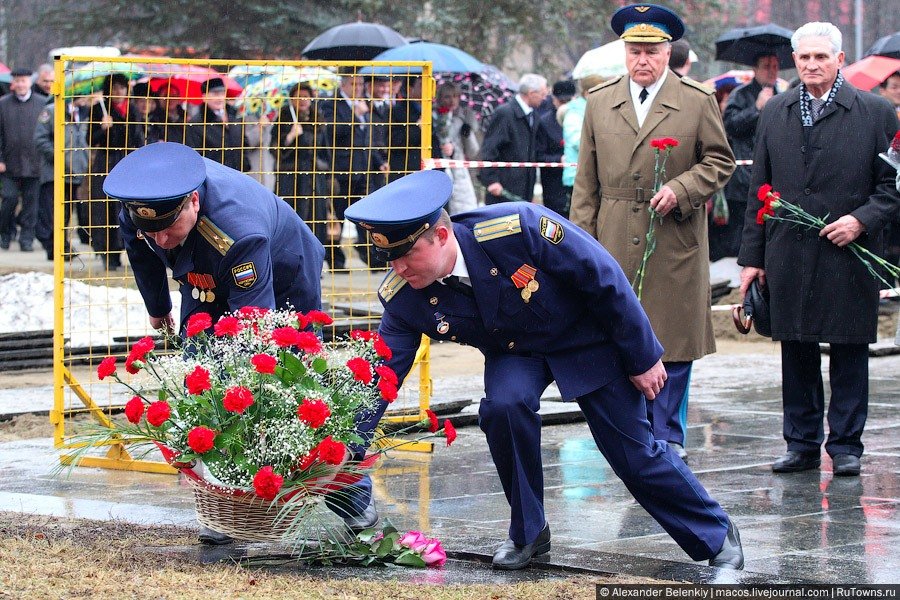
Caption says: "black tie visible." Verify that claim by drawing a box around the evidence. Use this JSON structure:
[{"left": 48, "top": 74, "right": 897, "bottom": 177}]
[
  {"left": 639, "top": 88, "right": 649, "bottom": 104},
  {"left": 443, "top": 275, "right": 474, "bottom": 298}
]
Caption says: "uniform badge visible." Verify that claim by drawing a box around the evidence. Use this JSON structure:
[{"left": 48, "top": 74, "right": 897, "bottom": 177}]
[
  {"left": 434, "top": 312, "right": 450, "bottom": 335},
  {"left": 231, "top": 262, "right": 257, "bottom": 289},
  {"left": 188, "top": 272, "right": 217, "bottom": 301},
  {"left": 511, "top": 264, "right": 540, "bottom": 304},
  {"left": 539, "top": 216, "right": 564, "bottom": 244}
]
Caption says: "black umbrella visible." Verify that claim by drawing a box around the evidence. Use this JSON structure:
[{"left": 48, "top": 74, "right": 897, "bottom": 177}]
[
  {"left": 302, "top": 21, "right": 407, "bottom": 61},
  {"left": 865, "top": 32, "right": 900, "bottom": 59},
  {"left": 715, "top": 24, "right": 795, "bottom": 67}
]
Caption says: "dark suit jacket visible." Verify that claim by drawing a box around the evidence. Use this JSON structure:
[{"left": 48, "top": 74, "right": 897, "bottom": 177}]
[
  {"left": 185, "top": 105, "right": 250, "bottom": 172},
  {"left": 314, "top": 92, "right": 385, "bottom": 197},
  {"left": 478, "top": 99, "right": 537, "bottom": 204}
]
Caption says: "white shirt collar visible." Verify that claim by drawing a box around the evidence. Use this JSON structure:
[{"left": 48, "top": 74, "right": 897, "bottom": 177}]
[
  {"left": 439, "top": 237, "right": 471, "bottom": 284},
  {"left": 629, "top": 68, "right": 669, "bottom": 127},
  {"left": 16, "top": 90, "right": 32, "bottom": 102},
  {"left": 514, "top": 93, "right": 533, "bottom": 116}
]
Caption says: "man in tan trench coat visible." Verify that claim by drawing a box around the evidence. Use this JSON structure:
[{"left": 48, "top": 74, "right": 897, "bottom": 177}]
[{"left": 570, "top": 3, "right": 735, "bottom": 460}]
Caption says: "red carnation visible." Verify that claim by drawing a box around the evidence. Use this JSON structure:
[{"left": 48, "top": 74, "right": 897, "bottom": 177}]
[
  {"left": 375, "top": 365, "right": 398, "bottom": 386},
  {"left": 236, "top": 306, "right": 268, "bottom": 320},
  {"left": 251, "top": 353, "right": 277, "bottom": 374},
  {"left": 97, "top": 356, "right": 117, "bottom": 380},
  {"left": 756, "top": 205, "right": 775, "bottom": 225},
  {"left": 272, "top": 326, "right": 303, "bottom": 348},
  {"left": 425, "top": 409, "right": 439, "bottom": 433},
  {"left": 296, "top": 331, "right": 324, "bottom": 354},
  {"left": 222, "top": 386, "right": 254, "bottom": 414},
  {"left": 297, "top": 398, "right": 331, "bottom": 428},
  {"left": 349, "top": 329, "right": 376, "bottom": 341},
  {"left": 146, "top": 401, "right": 171, "bottom": 427},
  {"left": 187, "top": 426, "right": 216, "bottom": 453},
  {"left": 131, "top": 336, "right": 155, "bottom": 358},
  {"left": 124, "top": 396, "right": 144, "bottom": 424},
  {"left": 305, "top": 310, "right": 333, "bottom": 327},
  {"left": 213, "top": 316, "right": 243, "bottom": 337},
  {"left": 185, "top": 365, "right": 212, "bottom": 395},
  {"left": 650, "top": 138, "right": 664, "bottom": 150},
  {"left": 436, "top": 105, "right": 451, "bottom": 115},
  {"left": 663, "top": 137, "right": 679, "bottom": 148},
  {"left": 373, "top": 337, "right": 393, "bottom": 360},
  {"left": 124, "top": 352, "right": 143, "bottom": 375},
  {"left": 891, "top": 130, "right": 900, "bottom": 152},
  {"left": 295, "top": 312, "right": 310, "bottom": 330},
  {"left": 757, "top": 184, "right": 773, "bottom": 202},
  {"left": 317, "top": 436, "right": 346, "bottom": 465},
  {"left": 347, "top": 357, "right": 373, "bottom": 384},
  {"left": 185, "top": 312, "right": 212, "bottom": 337},
  {"left": 378, "top": 379, "right": 398, "bottom": 402},
  {"left": 443, "top": 420, "right": 457, "bottom": 446},
  {"left": 252, "top": 466, "right": 284, "bottom": 501}
]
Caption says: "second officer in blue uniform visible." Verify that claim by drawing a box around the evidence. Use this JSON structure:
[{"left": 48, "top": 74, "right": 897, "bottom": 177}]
[
  {"left": 104, "top": 142, "right": 325, "bottom": 332},
  {"left": 346, "top": 170, "right": 744, "bottom": 570}
]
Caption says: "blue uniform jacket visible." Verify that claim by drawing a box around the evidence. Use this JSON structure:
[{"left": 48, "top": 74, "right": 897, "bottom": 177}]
[
  {"left": 121, "top": 158, "right": 325, "bottom": 325},
  {"left": 378, "top": 204, "right": 663, "bottom": 400}
]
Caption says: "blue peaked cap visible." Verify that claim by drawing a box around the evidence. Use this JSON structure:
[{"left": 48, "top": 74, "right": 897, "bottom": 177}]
[
  {"left": 611, "top": 3, "right": 684, "bottom": 43},
  {"left": 103, "top": 142, "right": 206, "bottom": 232},
  {"left": 345, "top": 170, "right": 452, "bottom": 261}
]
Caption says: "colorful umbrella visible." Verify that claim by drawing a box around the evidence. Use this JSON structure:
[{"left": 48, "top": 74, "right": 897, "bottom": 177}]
[
  {"left": 147, "top": 65, "right": 242, "bottom": 104},
  {"left": 234, "top": 67, "right": 340, "bottom": 119},
  {"left": 843, "top": 55, "right": 900, "bottom": 90},
  {"left": 64, "top": 60, "right": 148, "bottom": 96},
  {"left": 0, "top": 62, "right": 9, "bottom": 74},
  {"left": 435, "top": 66, "right": 517, "bottom": 125},
  {"left": 572, "top": 39, "right": 628, "bottom": 80},
  {"left": 370, "top": 42, "right": 484, "bottom": 74},
  {"left": 302, "top": 21, "right": 407, "bottom": 61}
]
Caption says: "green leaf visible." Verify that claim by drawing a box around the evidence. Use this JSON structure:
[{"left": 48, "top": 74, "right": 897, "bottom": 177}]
[
  {"left": 274, "top": 365, "right": 294, "bottom": 385},
  {"left": 393, "top": 552, "right": 426, "bottom": 568},
  {"left": 376, "top": 537, "right": 394, "bottom": 558},
  {"left": 312, "top": 357, "right": 328, "bottom": 374},
  {"left": 282, "top": 352, "right": 307, "bottom": 378},
  {"left": 157, "top": 389, "right": 167, "bottom": 401}
]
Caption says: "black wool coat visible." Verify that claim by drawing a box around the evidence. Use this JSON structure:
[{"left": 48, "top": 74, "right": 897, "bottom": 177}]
[
  {"left": 738, "top": 82, "right": 899, "bottom": 343},
  {"left": 478, "top": 99, "right": 537, "bottom": 204}
]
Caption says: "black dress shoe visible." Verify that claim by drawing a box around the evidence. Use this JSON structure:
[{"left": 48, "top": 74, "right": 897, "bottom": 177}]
[
  {"left": 832, "top": 453, "right": 861, "bottom": 477},
  {"left": 198, "top": 526, "right": 234, "bottom": 545},
  {"left": 772, "top": 450, "right": 820, "bottom": 473},
  {"left": 709, "top": 519, "right": 744, "bottom": 570},
  {"left": 343, "top": 495, "right": 379, "bottom": 534},
  {"left": 492, "top": 523, "right": 551, "bottom": 570},
  {"left": 670, "top": 442, "right": 688, "bottom": 461}
]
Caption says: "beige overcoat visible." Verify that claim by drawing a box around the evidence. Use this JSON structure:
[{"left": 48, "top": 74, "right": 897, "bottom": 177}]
[{"left": 570, "top": 73, "right": 735, "bottom": 361}]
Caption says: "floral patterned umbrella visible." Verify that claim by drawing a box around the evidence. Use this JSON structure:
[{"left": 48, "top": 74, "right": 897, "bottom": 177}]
[
  {"left": 234, "top": 67, "right": 340, "bottom": 119},
  {"left": 435, "top": 65, "right": 517, "bottom": 127}
]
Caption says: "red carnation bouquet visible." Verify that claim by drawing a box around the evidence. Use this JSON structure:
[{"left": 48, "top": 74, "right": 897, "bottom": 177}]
[
  {"left": 79, "top": 307, "right": 454, "bottom": 566},
  {"left": 632, "top": 137, "right": 679, "bottom": 299}
]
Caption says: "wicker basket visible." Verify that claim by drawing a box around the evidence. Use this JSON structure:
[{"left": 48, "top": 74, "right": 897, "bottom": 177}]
[{"left": 186, "top": 476, "right": 321, "bottom": 542}]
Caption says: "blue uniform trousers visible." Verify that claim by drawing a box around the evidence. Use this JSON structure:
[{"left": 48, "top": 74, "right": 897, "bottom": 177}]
[
  {"left": 781, "top": 341, "right": 868, "bottom": 458},
  {"left": 479, "top": 353, "right": 728, "bottom": 561},
  {"left": 647, "top": 361, "right": 692, "bottom": 446}
]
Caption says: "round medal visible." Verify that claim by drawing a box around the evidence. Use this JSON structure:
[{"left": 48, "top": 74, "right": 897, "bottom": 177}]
[
  {"left": 199, "top": 290, "right": 206, "bottom": 302},
  {"left": 191, "top": 287, "right": 200, "bottom": 300},
  {"left": 437, "top": 321, "right": 450, "bottom": 334},
  {"left": 205, "top": 290, "right": 216, "bottom": 302},
  {"left": 521, "top": 288, "right": 532, "bottom": 302},
  {"left": 526, "top": 279, "right": 539, "bottom": 292}
]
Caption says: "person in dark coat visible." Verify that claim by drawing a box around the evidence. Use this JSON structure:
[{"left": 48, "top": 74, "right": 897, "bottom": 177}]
[
  {"left": 314, "top": 69, "right": 388, "bottom": 269},
  {"left": 535, "top": 80, "right": 575, "bottom": 218},
  {"left": 153, "top": 81, "right": 189, "bottom": 144},
  {"left": 478, "top": 74, "right": 548, "bottom": 204},
  {"left": 345, "top": 169, "right": 744, "bottom": 571},
  {"left": 185, "top": 77, "right": 250, "bottom": 173},
  {"left": 386, "top": 75, "right": 422, "bottom": 181},
  {"left": 717, "top": 52, "right": 780, "bottom": 260},
  {"left": 270, "top": 82, "right": 330, "bottom": 248},
  {"left": 739, "top": 22, "right": 900, "bottom": 478},
  {"left": 86, "top": 73, "right": 144, "bottom": 269}
]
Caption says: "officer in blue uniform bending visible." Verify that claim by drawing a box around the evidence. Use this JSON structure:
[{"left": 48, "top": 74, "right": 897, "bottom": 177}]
[
  {"left": 346, "top": 170, "right": 744, "bottom": 570},
  {"left": 104, "top": 142, "right": 324, "bottom": 333},
  {"left": 104, "top": 143, "right": 385, "bottom": 543}
]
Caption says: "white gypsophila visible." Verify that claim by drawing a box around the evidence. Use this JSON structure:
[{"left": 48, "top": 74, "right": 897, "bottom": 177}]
[
  {"left": 143, "top": 354, "right": 196, "bottom": 394},
  {"left": 207, "top": 457, "right": 254, "bottom": 487},
  {"left": 242, "top": 417, "right": 315, "bottom": 474}
]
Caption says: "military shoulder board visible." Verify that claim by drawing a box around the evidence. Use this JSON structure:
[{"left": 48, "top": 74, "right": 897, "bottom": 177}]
[
  {"left": 473, "top": 214, "right": 522, "bottom": 242},
  {"left": 379, "top": 270, "right": 408, "bottom": 302},
  {"left": 197, "top": 217, "right": 234, "bottom": 256}
]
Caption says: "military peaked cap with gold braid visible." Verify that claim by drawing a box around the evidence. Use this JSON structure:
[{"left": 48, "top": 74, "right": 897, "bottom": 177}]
[
  {"left": 611, "top": 3, "right": 684, "bottom": 43},
  {"left": 345, "top": 170, "right": 453, "bottom": 261}
]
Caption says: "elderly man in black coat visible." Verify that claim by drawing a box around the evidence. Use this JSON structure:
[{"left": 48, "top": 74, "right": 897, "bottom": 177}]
[
  {"left": 478, "top": 74, "right": 548, "bottom": 204},
  {"left": 739, "top": 22, "right": 900, "bottom": 477}
]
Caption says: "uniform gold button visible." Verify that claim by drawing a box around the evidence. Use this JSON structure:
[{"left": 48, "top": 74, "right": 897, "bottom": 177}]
[
  {"left": 429, "top": 297, "right": 438, "bottom": 305},
  {"left": 507, "top": 341, "right": 515, "bottom": 350},
  {"left": 490, "top": 268, "right": 498, "bottom": 276},
  {"left": 632, "top": 237, "right": 640, "bottom": 245},
  {"left": 451, "top": 336, "right": 457, "bottom": 341}
]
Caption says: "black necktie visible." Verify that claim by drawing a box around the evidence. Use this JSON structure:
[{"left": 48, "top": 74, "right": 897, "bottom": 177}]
[
  {"left": 443, "top": 275, "right": 474, "bottom": 298},
  {"left": 639, "top": 88, "right": 649, "bottom": 104}
]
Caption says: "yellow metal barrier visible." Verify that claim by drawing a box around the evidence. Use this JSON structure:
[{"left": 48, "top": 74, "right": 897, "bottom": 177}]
[{"left": 51, "top": 56, "right": 435, "bottom": 471}]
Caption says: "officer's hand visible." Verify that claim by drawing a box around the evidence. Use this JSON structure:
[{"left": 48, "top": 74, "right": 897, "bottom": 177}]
[
  {"left": 629, "top": 360, "right": 667, "bottom": 401},
  {"left": 0, "top": 162, "right": 5, "bottom": 173},
  {"left": 649, "top": 185, "right": 678, "bottom": 217},
  {"left": 149, "top": 313, "right": 176, "bottom": 334},
  {"left": 820, "top": 215, "right": 865, "bottom": 247},
  {"left": 739, "top": 267, "right": 765, "bottom": 302},
  {"left": 487, "top": 182, "right": 503, "bottom": 197}
]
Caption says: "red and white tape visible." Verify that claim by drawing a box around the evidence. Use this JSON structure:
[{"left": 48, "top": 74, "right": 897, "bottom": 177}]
[{"left": 423, "top": 158, "right": 753, "bottom": 169}]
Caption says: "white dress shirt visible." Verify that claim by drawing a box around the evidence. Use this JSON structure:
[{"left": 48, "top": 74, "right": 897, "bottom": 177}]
[{"left": 630, "top": 68, "right": 669, "bottom": 128}]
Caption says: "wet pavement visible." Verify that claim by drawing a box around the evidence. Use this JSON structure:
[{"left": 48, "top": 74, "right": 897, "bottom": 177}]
[{"left": 1, "top": 346, "right": 898, "bottom": 585}]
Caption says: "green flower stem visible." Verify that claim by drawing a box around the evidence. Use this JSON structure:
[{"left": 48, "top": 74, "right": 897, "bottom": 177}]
[{"left": 631, "top": 147, "right": 671, "bottom": 300}]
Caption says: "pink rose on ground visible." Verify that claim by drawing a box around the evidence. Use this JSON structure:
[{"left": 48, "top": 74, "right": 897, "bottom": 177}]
[
  {"left": 399, "top": 530, "right": 429, "bottom": 552},
  {"left": 420, "top": 538, "right": 447, "bottom": 567}
]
